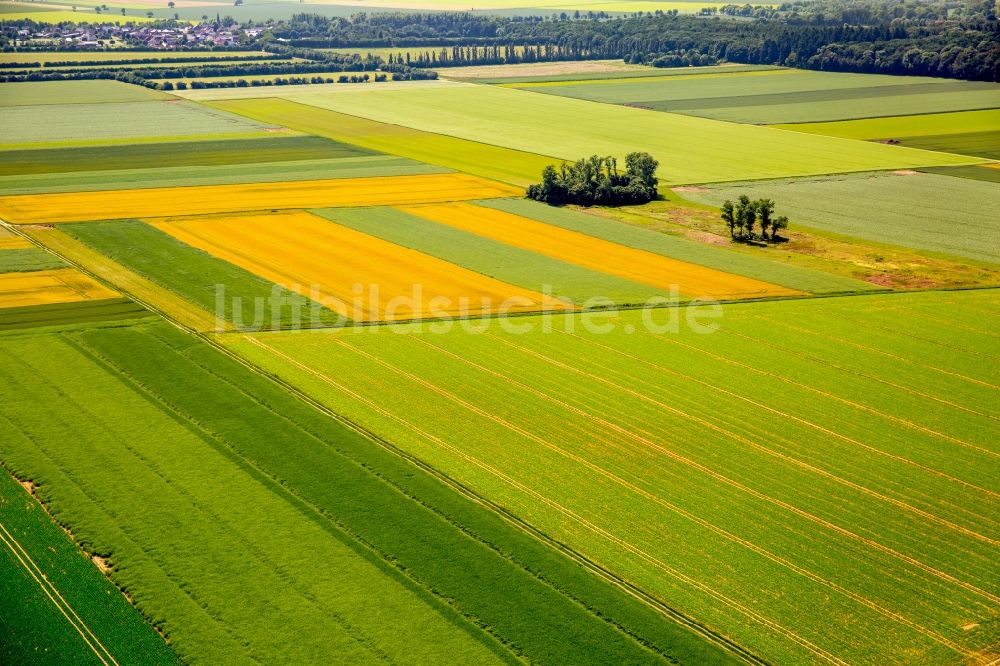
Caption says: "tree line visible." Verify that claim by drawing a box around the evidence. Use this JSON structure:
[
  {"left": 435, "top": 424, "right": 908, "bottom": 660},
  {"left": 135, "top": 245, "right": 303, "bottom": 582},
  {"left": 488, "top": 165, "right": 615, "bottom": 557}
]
[
  {"left": 527, "top": 153, "right": 659, "bottom": 206},
  {"left": 262, "top": 3, "right": 999, "bottom": 81},
  {"left": 721, "top": 196, "right": 788, "bottom": 242}
]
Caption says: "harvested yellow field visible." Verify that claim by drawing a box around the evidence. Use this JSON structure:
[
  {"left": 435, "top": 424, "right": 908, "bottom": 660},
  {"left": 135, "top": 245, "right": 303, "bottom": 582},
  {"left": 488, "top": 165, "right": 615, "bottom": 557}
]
[
  {"left": 0, "top": 174, "right": 521, "bottom": 224},
  {"left": 149, "top": 211, "right": 571, "bottom": 322},
  {"left": 403, "top": 203, "right": 804, "bottom": 300},
  {"left": 0, "top": 267, "right": 117, "bottom": 308}
]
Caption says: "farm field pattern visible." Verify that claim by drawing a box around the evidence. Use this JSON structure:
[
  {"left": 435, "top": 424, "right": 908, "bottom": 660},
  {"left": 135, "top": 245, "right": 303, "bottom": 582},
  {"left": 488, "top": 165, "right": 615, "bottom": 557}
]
[{"left": 0, "top": 56, "right": 998, "bottom": 666}]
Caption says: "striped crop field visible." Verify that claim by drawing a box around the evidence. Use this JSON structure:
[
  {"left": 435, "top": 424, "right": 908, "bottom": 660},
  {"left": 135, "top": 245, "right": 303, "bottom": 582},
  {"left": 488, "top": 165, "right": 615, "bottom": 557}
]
[
  {"left": 516, "top": 69, "right": 1000, "bottom": 124},
  {"left": 0, "top": 318, "right": 741, "bottom": 665},
  {"left": 0, "top": 173, "right": 521, "bottom": 223},
  {"left": 0, "top": 268, "right": 117, "bottom": 309},
  {"left": 149, "top": 211, "right": 571, "bottom": 322},
  {"left": 400, "top": 202, "right": 802, "bottom": 300},
  {"left": 225, "top": 288, "right": 1000, "bottom": 666}
]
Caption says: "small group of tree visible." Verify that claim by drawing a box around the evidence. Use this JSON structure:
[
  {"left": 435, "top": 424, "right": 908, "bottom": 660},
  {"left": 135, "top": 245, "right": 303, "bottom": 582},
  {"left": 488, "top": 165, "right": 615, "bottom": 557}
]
[
  {"left": 720, "top": 196, "right": 788, "bottom": 242},
  {"left": 526, "top": 152, "right": 659, "bottom": 207}
]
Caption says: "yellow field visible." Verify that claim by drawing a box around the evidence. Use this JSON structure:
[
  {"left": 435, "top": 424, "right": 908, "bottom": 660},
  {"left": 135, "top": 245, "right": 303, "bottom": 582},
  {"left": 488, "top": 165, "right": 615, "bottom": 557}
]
[
  {"left": 0, "top": 228, "right": 30, "bottom": 250},
  {"left": 402, "top": 203, "right": 804, "bottom": 300},
  {"left": 0, "top": 267, "right": 118, "bottom": 308},
  {"left": 0, "top": 174, "right": 521, "bottom": 224},
  {"left": 149, "top": 211, "right": 571, "bottom": 322}
]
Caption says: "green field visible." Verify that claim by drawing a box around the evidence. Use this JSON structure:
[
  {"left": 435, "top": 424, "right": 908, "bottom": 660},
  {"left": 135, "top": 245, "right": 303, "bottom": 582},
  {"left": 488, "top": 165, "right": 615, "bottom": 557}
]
[
  {"left": 518, "top": 69, "right": 1000, "bottom": 124},
  {"left": 61, "top": 219, "right": 344, "bottom": 329},
  {"left": 774, "top": 108, "right": 1000, "bottom": 139},
  {"left": 919, "top": 165, "right": 1000, "bottom": 183},
  {"left": 0, "top": 469, "right": 176, "bottom": 665},
  {"left": 683, "top": 171, "right": 1000, "bottom": 264},
  {"left": 225, "top": 288, "right": 1000, "bottom": 665},
  {"left": 0, "top": 297, "right": 152, "bottom": 332},
  {"left": 0, "top": 99, "right": 274, "bottom": 147},
  {"left": 0, "top": 247, "right": 65, "bottom": 272},
  {"left": 0, "top": 80, "right": 168, "bottom": 106},
  {"left": 252, "top": 81, "right": 984, "bottom": 183},
  {"left": 208, "top": 96, "right": 559, "bottom": 185},
  {"left": 0, "top": 155, "right": 444, "bottom": 195},
  {"left": 480, "top": 198, "right": 879, "bottom": 294},
  {"left": 316, "top": 206, "right": 665, "bottom": 304},
  {"left": 0, "top": 318, "right": 741, "bottom": 664},
  {"left": 891, "top": 131, "right": 1000, "bottom": 160},
  {"left": 0, "top": 135, "right": 371, "bottom": 176}
]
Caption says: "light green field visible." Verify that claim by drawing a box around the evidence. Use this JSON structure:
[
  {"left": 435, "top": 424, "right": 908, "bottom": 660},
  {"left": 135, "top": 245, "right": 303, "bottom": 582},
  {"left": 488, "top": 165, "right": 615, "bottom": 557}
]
[
  {"left": 0, "top": 80, "right": 168, "bottom": 106},
  {"left": 683, "top": 171, "right": 1000, "bottom": 264},
  {"left": 227, "top": 288, "right": 1000, "bottom": 665},
  {"left": 0, "top": 99, "right": 273, "bottom": 146},
  {"left": 208, "top": 96, "right": 559, "bottom": 186},
  {"left": 774, "top": 109, "right": 1000, "bottom": 140},
  {"left": 253, "top": 81, "right": 984, "bottom": 184}
]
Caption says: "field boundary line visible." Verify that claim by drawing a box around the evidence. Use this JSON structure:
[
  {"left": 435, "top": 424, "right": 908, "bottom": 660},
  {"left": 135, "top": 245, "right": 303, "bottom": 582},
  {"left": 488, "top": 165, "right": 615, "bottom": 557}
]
[
  {"left": 655, "top": 328, "right": 999, "bottom": 460},
  {"left": 747, "top": 311, "right": 1000, "bottom": 391},
  {"left": 483, "top": 333, "right": 1000, "bottom": 606},
  {"left": 409, "top": 335, "right": 977, "bottom": 656},
  {"left": 744, "top": 314, "right": 1000, "bottom": 422},
  {"left": 247, "top": 335, "right": 835, "bottom": 665},
  {"left": 0, "top": 520, "right": 118, "bottom": 666},
  {"left": 2, "top": 218, "right": 771, "bottom": 665},
  {"left": 555, "top": 330, "right": 1000, "bottom": 515}
]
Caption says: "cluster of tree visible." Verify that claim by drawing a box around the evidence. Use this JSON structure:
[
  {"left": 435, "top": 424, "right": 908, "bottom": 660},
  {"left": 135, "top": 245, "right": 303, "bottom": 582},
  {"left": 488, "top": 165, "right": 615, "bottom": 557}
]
[
  {"left": 261, "top": 3, "right": 999, "bottom": 82},
  {"left": 0, "top": 54, "right": 289, "bottom": 70},
  {"left": 526, "top": 153, "right": 659, "bottom": 206},
  {"left": 720, "top": 196, "right": 788, "bottom": 242},
  {"left": 627, "top": 49, "right": 718, "bottom": 67}
]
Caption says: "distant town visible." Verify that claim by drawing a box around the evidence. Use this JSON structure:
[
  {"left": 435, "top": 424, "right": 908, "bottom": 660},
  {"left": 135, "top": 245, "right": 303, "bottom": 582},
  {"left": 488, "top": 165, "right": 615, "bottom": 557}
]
[{"left": 6, "top": 19, "right": 264, "bottom": 51}]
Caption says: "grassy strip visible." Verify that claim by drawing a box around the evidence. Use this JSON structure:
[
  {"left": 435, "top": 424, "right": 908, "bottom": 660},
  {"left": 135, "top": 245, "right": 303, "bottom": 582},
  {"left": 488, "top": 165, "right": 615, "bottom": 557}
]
[
  {"left": 0, "top": 156, "right": 444, "bottom": 195},
  {"left": 0, "top": 298, "right": 151, "bottom": 333},
  {"left": 61, "top": 220, "right": 344, "bottom": 330},
  {"left": 316, "top": 206, "right": 664, "bottom": 304},
  {"left": 0, "top": 469, "right": 178, "bottom": 665},
  {"left": 0, "top": 248, "right": 65, "bottom": 272},
  {"left": 95, "top": 320, "right": 737, "bottom": 664},
  {"left": 918, "top": 164, "right": 1000, "bottom": 183},
  {"left": 478, "top": 198, "right": 876, "bottom": 294},
  {"left": 0, "top": 136, "right": 373, "bottom": 176}
]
